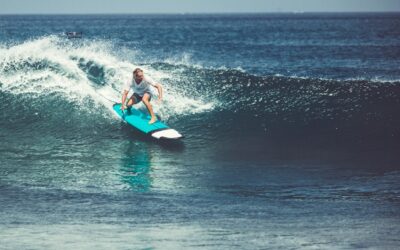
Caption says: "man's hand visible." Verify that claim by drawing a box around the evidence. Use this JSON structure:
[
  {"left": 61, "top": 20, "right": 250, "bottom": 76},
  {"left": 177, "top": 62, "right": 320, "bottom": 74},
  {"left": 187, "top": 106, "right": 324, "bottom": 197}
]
[
  {"left": 120, "top": 104, "right": 126, "bottom": 111},
  {"left": 156, "top": 98, "right": 162, "bottom": 105}
]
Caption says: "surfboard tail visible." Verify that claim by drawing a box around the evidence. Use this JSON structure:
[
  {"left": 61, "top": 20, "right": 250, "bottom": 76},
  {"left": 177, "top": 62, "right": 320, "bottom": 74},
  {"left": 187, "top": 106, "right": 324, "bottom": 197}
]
[{"left": 150, "top": 129, "right": 183, "bottom": 140}]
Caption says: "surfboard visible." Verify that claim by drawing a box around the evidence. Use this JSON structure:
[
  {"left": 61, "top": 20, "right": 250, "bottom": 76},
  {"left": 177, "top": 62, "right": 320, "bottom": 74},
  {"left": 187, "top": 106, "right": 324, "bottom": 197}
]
[{"left": 113, "top": 103, "right": 183, "bottom": 140}]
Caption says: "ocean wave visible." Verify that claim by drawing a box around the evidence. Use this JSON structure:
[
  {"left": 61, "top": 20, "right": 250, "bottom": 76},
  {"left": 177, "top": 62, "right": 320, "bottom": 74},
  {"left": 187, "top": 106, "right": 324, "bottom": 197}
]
[
  {"left": 0, "top": 36, "right": 215, "bottom": 122},
  {"left": 272, "top": 73, "right": 400, "bottom": 84},
  {"left": 1, "top": 36, "right": 399, "bottom": 138},
  {"left": 150, "top": 62, "right": 400, "bottom": 124}
]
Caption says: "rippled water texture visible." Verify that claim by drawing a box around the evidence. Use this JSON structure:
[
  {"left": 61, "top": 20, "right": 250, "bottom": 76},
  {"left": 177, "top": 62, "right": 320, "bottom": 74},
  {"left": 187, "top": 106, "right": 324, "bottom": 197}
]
[{"left": 1, "top": 13, "right": 400, "bottom": 249}]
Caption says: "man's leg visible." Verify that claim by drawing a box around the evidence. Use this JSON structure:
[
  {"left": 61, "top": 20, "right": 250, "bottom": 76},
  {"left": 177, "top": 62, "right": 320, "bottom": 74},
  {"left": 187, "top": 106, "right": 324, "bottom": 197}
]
[
  {"left": 126, "top": 95, "right": 138, "bottom": 113},
  {"left": 129, "top": 94, "right": 139, "bottom": 105},
  {"left": 142, "top": 93, "right": 157, "bottom": 124}
]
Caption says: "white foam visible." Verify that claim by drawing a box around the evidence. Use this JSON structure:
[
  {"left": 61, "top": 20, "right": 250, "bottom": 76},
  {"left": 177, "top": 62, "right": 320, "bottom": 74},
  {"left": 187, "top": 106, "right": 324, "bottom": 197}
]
[
  {"left": 163, "top": 52, "right": 204, "bottom": 69},
  {"left": 0, "top": 36, "right": 215, "bottom": 119}
]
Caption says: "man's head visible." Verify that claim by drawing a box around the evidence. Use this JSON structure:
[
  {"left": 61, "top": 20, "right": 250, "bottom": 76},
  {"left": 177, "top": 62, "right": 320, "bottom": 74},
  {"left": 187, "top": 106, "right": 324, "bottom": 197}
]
[{"left": 133, "top": 68, "right": 144, "bottom": 81}]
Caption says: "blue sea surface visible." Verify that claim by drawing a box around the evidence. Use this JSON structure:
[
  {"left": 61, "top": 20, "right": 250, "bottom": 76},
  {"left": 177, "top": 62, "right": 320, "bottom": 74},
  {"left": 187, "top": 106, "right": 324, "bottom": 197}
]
[{"left": 0, "top": 13, "right": 400, "bottom": 249}]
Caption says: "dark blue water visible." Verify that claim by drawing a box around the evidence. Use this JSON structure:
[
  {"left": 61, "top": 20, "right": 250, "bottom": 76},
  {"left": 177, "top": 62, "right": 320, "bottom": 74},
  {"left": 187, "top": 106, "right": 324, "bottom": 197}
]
[{"left": 1, "top": 13, "right": 400, "bottom": 249}]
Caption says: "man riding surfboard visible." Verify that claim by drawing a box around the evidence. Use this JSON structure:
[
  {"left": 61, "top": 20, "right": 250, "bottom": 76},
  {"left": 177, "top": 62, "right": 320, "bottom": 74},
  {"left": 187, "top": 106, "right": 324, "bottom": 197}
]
[{"left": 120, "top": 68, "right": 163, "bottom": 124}]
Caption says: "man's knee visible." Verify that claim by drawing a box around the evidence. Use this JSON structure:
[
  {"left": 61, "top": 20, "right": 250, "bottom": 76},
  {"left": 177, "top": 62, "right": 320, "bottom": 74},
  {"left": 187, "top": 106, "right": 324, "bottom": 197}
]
[
  {"left": 142, "top": 94, "right": 151, "bottom": 104},
  {"left": 142, "top": 99, "right": 150, "bottom": 105}
]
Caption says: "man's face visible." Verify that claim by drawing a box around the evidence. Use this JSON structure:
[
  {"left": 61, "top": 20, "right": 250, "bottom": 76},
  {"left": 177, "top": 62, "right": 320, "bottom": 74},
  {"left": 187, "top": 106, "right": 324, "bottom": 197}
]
[{"left": 134, "top": 71, "right": 144, "bottom": 81}]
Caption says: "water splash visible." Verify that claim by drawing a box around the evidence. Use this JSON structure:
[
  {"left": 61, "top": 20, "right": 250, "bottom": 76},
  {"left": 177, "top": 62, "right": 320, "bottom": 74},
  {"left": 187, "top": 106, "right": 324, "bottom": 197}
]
[{"left": 0, "top": 36, "right": 215, "bottom": 120}]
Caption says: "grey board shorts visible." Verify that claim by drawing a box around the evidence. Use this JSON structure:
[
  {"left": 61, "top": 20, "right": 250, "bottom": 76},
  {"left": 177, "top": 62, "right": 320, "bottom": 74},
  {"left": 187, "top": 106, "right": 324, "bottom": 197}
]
[{"left": 131, "top": 92, "right": 151, "bottom": 103}]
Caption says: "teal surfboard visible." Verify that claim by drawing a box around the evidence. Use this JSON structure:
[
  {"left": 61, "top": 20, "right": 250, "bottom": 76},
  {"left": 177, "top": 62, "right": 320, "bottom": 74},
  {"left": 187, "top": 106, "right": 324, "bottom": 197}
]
[{"left": 113, "top": 103, "right": 182, "bottom": 139}]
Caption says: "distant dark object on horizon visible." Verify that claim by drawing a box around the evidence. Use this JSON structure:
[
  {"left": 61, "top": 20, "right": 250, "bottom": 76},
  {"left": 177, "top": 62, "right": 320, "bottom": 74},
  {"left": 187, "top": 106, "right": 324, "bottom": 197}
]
[{"left": 66, "top": 32, "right": 82, "bottom": 39}]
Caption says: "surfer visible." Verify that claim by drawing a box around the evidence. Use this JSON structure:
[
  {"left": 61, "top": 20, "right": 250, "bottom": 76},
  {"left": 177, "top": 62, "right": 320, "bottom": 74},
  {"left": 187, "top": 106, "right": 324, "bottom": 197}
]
[{"left": 121, "top": 68, "right": 163, "bottom": 124}]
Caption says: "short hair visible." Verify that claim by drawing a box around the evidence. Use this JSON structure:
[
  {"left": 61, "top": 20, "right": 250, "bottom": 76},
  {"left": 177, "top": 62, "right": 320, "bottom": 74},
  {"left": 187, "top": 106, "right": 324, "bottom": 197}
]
[{"left": 133, "top": 68, "right": 143, "bottom": 75}]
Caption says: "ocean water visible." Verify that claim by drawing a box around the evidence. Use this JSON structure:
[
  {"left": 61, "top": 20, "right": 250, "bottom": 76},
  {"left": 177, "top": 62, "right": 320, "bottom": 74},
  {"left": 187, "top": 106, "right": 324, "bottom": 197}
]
[{"left": 0, "top": 13, "right": 400, "bottom": 249}]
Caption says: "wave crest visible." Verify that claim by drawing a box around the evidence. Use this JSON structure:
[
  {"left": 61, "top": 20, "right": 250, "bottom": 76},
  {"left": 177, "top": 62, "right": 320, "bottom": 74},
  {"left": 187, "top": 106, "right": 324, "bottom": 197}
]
[{"left": 0, "top": 36, "right": 215, "bottom": 120}]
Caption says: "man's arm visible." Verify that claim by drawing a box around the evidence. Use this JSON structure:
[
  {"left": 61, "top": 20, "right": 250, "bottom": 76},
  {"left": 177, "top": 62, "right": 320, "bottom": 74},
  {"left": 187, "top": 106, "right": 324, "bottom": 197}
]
[
  {"left": 154, "top": 83, "right": 163, "bottom": 102},
  {"left": 146, "top": 76, "right": 163, "bottom": 102},
  {"left": 121, "top": 90, "right": 129, "bottom": 110}
]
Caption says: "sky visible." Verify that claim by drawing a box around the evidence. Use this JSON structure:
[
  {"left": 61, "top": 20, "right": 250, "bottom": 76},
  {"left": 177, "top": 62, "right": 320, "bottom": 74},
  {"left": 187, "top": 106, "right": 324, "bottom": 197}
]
[{"left": 0, "top": 0, "right": 399, "bottom": 14}]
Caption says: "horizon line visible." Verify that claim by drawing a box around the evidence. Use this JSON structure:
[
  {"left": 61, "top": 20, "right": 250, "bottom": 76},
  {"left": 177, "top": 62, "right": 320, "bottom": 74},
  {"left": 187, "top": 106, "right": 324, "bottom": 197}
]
[{"left": 0, "top": 11, "right": 399, "bottom": 15}]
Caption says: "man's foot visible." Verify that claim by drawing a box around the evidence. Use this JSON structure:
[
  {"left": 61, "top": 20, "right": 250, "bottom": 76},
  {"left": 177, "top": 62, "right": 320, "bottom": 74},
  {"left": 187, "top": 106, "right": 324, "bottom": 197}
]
[
  {"left": 149, "top": 116, "right": 157, "bottom": 124},
  {"left": 126, "top": 106, "right": 132, "bottom": 114}
]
